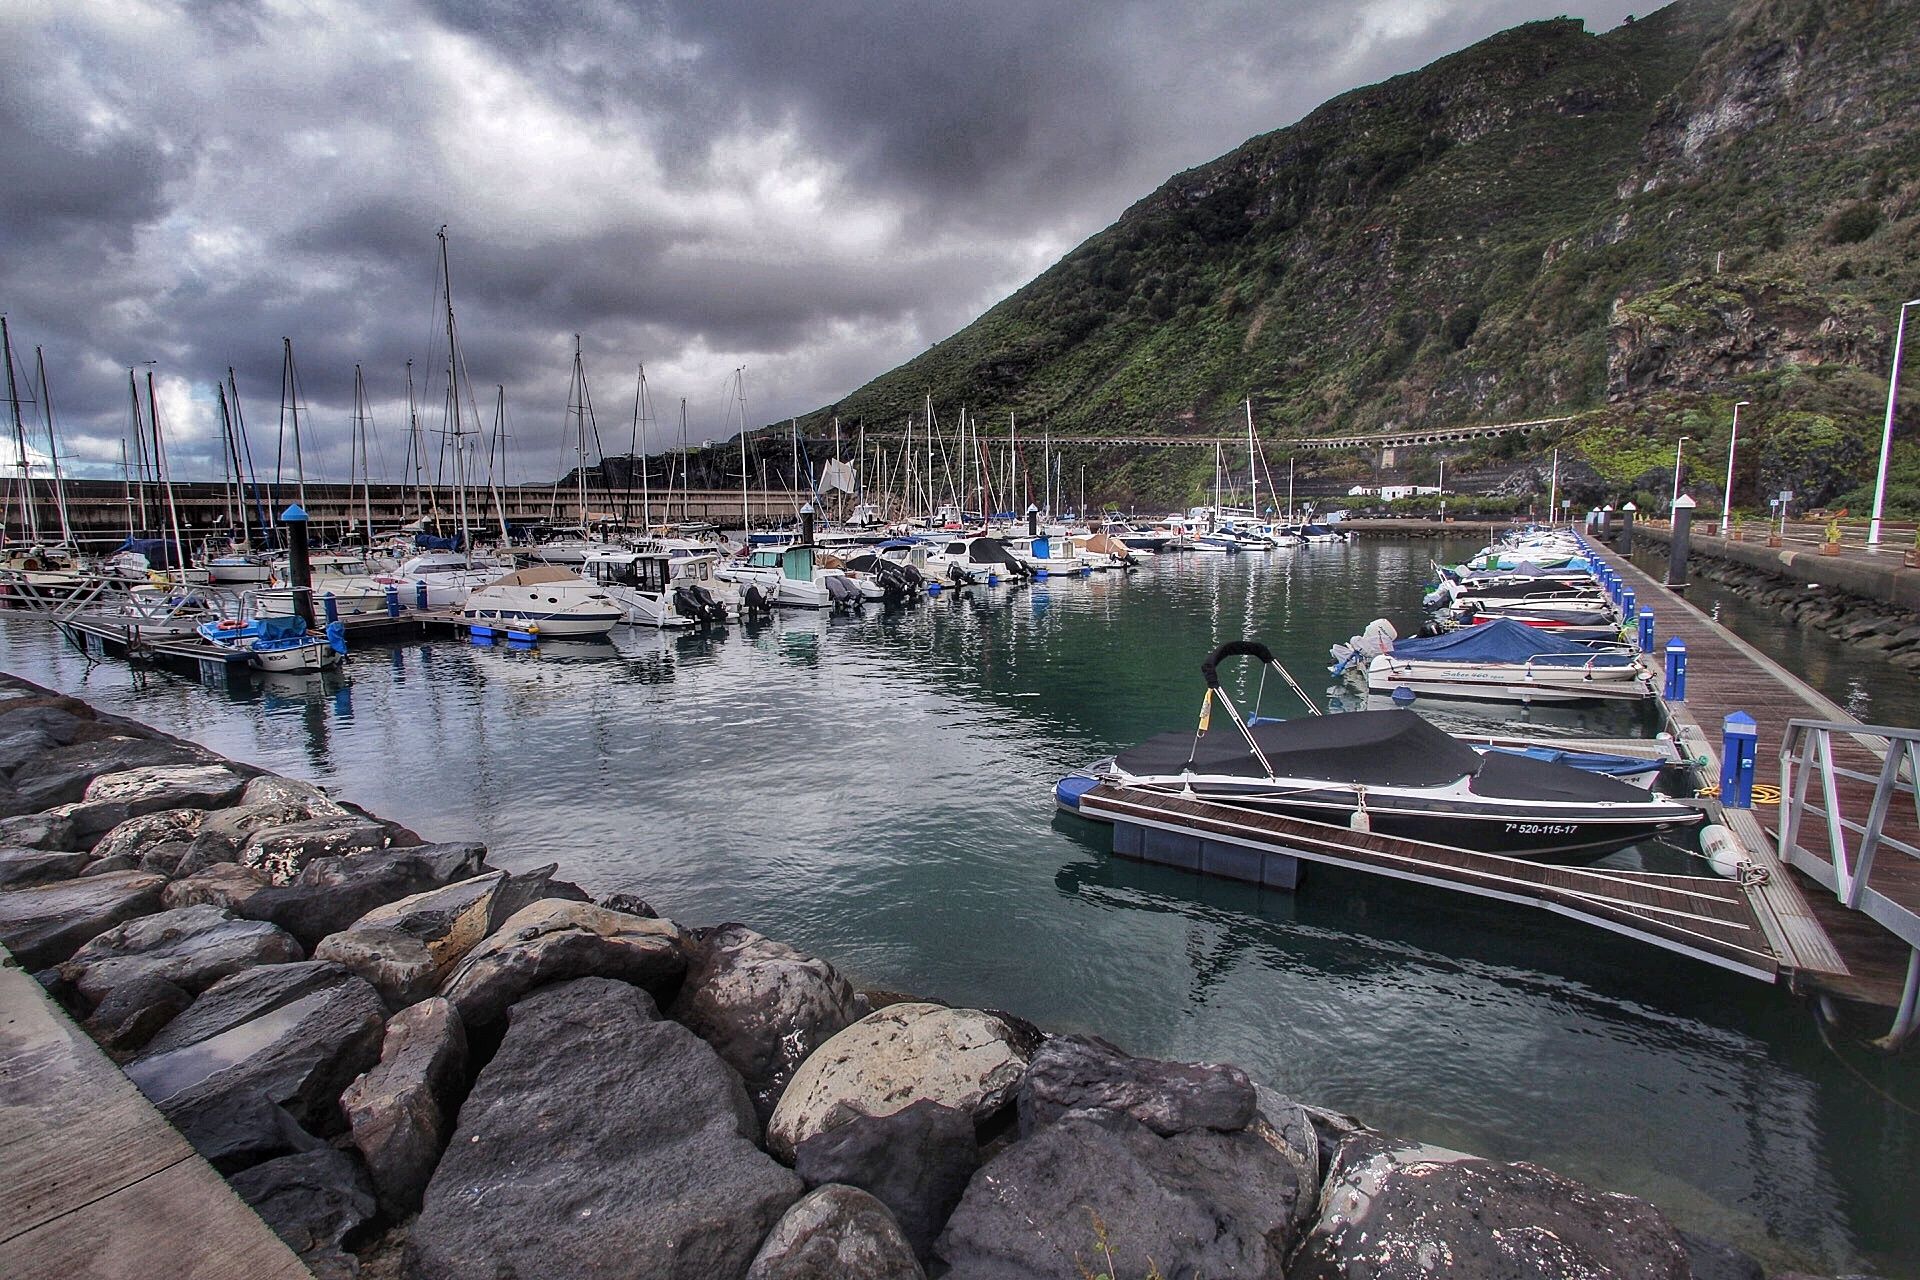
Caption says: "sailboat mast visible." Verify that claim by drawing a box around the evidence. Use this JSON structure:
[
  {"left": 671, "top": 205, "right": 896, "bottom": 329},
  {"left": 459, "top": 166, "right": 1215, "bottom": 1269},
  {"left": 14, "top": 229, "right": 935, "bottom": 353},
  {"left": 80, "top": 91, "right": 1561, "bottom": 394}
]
[
  {"left": 737, "top": 369, "right": 749, "bottom": 534},
  {"left": 680, "top": 399, "right": 690, "bottom": 525},
  {"left": 229, "top": 369, "right": 268, "bottom": 545},
  {"left": 217, "top": 382, "right": 243, "bottom": 544},
  {"left": 3, "top": 318, "right": 38, "bottom": 542},
  {"left": 147, "top": 372, "right": 187, "bottom": 577},
  {"left": 352, "top": 365, "right": 374, "bottom": 549},
  {"left": 405, "top": 359, "right": 425, "bottom": 518},
  {"left": 627, "top": 364, "right": 644, "bottom": 529},
  {"left": 1245, "top": 399, "right": 1258, "bottom": 519},
  {"left": 34, "top": 348, "right": 72, "bottom": 546}
]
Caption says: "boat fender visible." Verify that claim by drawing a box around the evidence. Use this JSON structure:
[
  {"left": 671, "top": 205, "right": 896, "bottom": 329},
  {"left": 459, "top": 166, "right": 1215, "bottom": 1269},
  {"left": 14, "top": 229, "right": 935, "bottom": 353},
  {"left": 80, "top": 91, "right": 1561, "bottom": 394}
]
[
  {"left": 1350, "top": 789, "right": 1372, "bottom": 833},
  {"left": 1699, "top": 824, "right": 1753, "bottom": 880}
]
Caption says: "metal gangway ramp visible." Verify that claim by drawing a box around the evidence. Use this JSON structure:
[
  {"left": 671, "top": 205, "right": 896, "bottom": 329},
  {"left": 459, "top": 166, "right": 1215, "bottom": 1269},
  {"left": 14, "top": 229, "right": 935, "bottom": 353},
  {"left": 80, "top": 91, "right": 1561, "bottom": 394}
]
[{"left": 1077, "top": 782, "right": 1780, "bottom": 982}]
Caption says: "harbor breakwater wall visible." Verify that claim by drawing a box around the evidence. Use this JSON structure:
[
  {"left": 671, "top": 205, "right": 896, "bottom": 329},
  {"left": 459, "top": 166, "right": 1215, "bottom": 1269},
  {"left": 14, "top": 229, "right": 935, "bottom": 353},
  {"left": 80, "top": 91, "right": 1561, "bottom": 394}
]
[
  {"left": 1631, "top": 531, "right": 1920, "bottom": 673},
  {"left": 0, "top": 673, "right": 1852, "bottom": 1280}
]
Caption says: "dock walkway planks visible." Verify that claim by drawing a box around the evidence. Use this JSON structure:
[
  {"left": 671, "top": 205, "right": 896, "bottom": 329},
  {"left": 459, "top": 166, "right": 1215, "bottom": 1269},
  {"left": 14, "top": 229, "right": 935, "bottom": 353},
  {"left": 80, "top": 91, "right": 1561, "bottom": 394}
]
[
  {"left": 0, "top": 946, "right": 311, "bottom": 1280},
  {"left": 1586, "top": 540, "right": 1918, "bottom": 1009},
  {"left": 1078, "top": 783, "right": 1780, "bottom": 981}
]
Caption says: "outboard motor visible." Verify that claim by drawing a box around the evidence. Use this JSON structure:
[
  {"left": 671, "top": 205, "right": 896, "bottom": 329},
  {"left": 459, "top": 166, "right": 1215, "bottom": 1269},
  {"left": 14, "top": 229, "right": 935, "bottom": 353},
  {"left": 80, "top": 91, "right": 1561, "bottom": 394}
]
[
  {"left": 947, "top": 562, "right": 972, "bottom": 587},
  {"left": 825, "top": 574, "right": 861, "bottom": 610},
  {"left": 672, "top": 585, "right": 704, "bottom": 621},
  {"left": 674, "top": 583, "right": 726, "bottom": 624},
  {"left": 741, "top": 583, "right": 774, "bottom": 615}
]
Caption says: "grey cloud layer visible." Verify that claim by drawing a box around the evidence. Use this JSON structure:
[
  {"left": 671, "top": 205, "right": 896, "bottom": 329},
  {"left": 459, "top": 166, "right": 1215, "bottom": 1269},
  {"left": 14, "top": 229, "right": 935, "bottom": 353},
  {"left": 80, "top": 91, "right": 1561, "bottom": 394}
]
[{"left": 2, "top": 0, "right": 1633, "bottom": 482}]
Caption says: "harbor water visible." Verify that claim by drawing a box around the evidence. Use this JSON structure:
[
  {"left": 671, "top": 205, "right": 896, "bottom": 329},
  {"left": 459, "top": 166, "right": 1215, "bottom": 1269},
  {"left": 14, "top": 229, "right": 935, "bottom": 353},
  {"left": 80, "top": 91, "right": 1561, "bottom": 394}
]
[{"left": 3, "top": 537, "right": 1916, "bottom": 1276}]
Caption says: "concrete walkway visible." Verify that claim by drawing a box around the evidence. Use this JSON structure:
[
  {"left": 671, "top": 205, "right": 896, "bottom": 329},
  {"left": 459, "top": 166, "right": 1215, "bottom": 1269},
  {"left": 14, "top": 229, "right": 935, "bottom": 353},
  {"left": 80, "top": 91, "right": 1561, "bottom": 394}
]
[{"left": 0, "top": 945, "right": 310, "bottom": 1280}]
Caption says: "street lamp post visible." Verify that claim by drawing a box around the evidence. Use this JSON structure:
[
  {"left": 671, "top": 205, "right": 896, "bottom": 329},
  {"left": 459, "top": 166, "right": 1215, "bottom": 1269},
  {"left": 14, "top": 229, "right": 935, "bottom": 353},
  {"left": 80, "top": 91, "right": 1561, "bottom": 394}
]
[
  {"left": 1672, "top": 436, "right": 1689, "bottom": 513},
  {"left": 1868, "top": 298, "right": 1920, "bottom": 548},
  {"left": 1720, "top": 401, "right": 1750, "bottom": 537}
]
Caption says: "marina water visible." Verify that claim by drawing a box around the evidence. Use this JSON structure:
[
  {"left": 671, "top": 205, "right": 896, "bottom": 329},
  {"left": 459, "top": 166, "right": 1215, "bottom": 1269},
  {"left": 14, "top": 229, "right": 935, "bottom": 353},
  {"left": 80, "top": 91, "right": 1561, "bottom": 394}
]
[{"left": 4, "top": 536, "right": 1915, "bottom": 1275}]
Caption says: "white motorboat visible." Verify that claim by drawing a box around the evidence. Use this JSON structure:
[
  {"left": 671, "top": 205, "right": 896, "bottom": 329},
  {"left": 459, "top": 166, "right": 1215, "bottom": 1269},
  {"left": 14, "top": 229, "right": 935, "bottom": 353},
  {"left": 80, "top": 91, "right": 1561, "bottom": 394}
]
[
  {"left": 379, "top": 552, "right": 512, "bottom": 609},
  {"left": 1346, "top": 618, "right": 1654, "bottom": 704},
  {"left": 718, "top": 547, "right": 866, "bottom": 609},
  {"left": 197, "top": 613, "right": 345, "bottom": 672},
  {"left": 254, "top": 553, "right": 390, "bottom": 618},
  {"left": 583, "top": 549, "right": 697, "bottom": 628},
  {"left": 1005, "top": 534, "right": 1089, "bottom": 578},
  {"left": 459, "top": 565, "right": 623, "bottom": 637},
  {"left": 205, "top": 552, "right": 275, "bottom": 585},
  {"left": 925, "top": 536, "right": 1033, "bottom": 586}
]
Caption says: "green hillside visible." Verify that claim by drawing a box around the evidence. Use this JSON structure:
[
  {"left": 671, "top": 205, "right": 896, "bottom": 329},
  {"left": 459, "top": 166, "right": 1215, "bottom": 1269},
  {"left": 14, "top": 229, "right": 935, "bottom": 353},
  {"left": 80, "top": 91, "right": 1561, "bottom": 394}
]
[{"left": 781, "top": 0, "right": 1920, "bottom": 513}]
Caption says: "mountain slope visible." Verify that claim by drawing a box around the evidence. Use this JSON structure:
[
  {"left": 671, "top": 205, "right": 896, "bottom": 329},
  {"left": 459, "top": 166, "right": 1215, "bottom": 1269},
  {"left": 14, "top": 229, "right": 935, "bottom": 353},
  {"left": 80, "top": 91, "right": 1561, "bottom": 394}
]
[{"left": 783, "top": 0, "right": 1920, "bottom": 512}]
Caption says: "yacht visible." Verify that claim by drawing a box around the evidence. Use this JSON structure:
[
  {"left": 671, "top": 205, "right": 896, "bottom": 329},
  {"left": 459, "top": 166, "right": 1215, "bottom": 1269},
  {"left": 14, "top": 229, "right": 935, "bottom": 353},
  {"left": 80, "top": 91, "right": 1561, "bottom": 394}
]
[
  {"left": 583, "top": 549, "right": 698, "bottom": 628},
  {"left": 459, "top": 566, "right": 623, "bottom": 637}
]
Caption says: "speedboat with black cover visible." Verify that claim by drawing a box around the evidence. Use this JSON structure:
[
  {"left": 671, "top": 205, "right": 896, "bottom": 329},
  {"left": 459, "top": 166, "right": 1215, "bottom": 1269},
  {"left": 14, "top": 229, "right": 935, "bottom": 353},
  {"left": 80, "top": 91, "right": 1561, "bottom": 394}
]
[{"left": 1085, "top": 641, "right": 1702, "bottom": 861}]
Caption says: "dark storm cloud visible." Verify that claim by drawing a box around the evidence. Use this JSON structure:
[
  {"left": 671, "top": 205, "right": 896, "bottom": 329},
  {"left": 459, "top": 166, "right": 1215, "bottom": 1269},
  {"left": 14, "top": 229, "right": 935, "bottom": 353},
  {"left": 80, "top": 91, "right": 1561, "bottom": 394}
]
[{"left": 2, "top": 0, "right": 1637, "bottom": 484}]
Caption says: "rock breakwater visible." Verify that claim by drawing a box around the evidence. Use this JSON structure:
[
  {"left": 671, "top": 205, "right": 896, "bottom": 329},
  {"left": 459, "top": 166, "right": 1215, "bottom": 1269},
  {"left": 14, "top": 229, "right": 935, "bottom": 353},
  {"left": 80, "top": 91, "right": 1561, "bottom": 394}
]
[{"left": 0, "top": 672, "right": 1854, "bottom": 1278}]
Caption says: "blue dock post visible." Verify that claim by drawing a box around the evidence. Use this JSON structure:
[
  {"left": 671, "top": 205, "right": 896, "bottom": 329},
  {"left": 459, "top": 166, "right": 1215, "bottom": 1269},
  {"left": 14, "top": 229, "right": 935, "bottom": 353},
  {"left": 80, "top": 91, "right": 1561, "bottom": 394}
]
[
  {"left": 1621, "top": 586, "right": 1635, "bottom": 622},
  {"left": 322, "top": 591, "right": 339, "bottom": 624},
  {"left": 1638, "top": 607, "right": 1654, "bottom": 654},
  {"left": 385, "top": 585, "right": 401, "bottom": 618},
  {"left": 1720, "top": 712, "right": 1758, "bottom": 808},
  {"left": 1664, "top": 637, "right": 1688, "bottom": 701},
  {"left": 416, "top": 581, "right": 429, "bottom": 611}
]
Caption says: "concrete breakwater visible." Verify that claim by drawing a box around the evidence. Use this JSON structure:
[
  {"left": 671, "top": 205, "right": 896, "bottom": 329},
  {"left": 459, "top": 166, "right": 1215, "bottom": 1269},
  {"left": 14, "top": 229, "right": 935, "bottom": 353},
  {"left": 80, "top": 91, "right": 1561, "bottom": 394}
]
[{"left": 0, "top": 673, "right": 1848, "bottom": 1280}]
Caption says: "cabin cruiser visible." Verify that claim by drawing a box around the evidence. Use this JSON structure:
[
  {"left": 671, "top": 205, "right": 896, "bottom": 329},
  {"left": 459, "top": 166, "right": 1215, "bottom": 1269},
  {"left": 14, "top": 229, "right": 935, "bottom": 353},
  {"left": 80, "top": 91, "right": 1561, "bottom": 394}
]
[
  {"left": 378, "top": 552, "right": 512, "bottom": 609},
  {"left": 666, "top": 553, "right": 738, "bottom": 623},
  {"left": 1065, "top": 641, "right": 1701, "bottom": 862},
  {"left": 1005, "top": 533, "right": 1089, "bottom": 578},
  {"left": 254, "top": 552, "right": 389, "bottom": 617},
  {"left": 205, "top": 551, "right": 275, "bottom": 586},
  {"left": 523, "top": 526, "right": 619, "bottom": 565},
  {"left": 1335, "top": 617, "right": 1653, "bottom": 704},
  {"left": 583, "top": 549, "right": 698, "bottom": 628},
  {"left": 198, "top": 612, "right": 345, "bottom": 672},
  {"left": 1074, "top": 530, "right": 1139, "bottom": 570},
  {"left": 925, "top": 536, "right": 1032, "bottom": 586},
  {"left": 719, "top": 546, "right": 865, "bottom": 609},
  {"left": 1102, "top": 522, "right": 1170, "bottom": 554},
  {"left": 459, "top": 565, "right": 623, "bottom": 637}
]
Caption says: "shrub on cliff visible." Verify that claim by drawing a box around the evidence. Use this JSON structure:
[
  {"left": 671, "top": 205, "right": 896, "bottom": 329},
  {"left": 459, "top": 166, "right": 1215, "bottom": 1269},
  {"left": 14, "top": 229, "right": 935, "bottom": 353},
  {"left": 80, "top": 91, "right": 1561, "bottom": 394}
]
[{"left": 1823, "top": 201, "right": 1883, "bottom": 246}]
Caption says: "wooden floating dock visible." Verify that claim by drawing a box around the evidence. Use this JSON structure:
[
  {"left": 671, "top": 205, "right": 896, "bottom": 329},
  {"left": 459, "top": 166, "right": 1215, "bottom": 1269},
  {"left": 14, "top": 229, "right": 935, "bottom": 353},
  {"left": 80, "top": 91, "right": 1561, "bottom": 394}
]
[
  {"left": 0, "top": 946, "right": 308, "bottom": 1280},
  {"left": 1585, "top": 539, "right": 1920, "bottom": 1016},
  {"left": 1079, "top": 783, "right": 1780, "bottom": 982}
]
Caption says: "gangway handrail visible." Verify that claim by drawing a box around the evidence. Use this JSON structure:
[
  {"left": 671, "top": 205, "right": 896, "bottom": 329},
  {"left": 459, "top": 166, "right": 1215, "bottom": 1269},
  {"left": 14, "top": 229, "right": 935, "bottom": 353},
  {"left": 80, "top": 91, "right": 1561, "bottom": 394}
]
[{"left": 1778, "top": 717, "right": 1920, "bottom": 1047}]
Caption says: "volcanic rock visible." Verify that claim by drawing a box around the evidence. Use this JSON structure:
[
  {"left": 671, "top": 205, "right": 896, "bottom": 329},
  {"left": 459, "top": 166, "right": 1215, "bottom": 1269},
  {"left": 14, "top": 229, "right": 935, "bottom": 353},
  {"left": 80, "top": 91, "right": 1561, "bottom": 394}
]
[
  {"left": 341, "top": 997, "right": 468, "bottom": 1216},
  {"left": 746, "top": 1184, "right": 927, "bottom": 1280},
  {"left": 436, "top": 899, "right": 688, "bottom": 1027},
  {"left": 0, "top": 869, "right": 167, "bottom": 969}
]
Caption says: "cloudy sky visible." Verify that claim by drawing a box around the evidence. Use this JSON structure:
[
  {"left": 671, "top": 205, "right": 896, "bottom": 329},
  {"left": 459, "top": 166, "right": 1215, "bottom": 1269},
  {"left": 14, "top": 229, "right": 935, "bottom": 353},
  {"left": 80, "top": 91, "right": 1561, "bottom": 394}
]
[{"left": 2, "top": 0, "right": 1637, "bottom": 484}]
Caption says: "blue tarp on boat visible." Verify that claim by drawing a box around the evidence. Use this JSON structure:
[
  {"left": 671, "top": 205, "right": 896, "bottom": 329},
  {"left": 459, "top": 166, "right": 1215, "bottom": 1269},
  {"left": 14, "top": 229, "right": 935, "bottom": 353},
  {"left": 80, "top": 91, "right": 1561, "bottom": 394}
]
[{"left": 1389, "top": 618, "right": 1632, "bottom": 667}]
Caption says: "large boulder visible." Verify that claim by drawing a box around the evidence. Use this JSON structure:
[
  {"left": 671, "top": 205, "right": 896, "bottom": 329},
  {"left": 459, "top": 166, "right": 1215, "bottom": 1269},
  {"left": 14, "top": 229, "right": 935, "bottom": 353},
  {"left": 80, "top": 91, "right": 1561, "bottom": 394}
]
[
  {"left": 126, "top": 968, "right": 386, "bottom": 1136},
  {"left": 234, "top": 842, "right": 489, "bottom": 950},
  {"left": 239, "top": 817, "right": 389, "bottom": 884},
  {"left": 1250, "top": 1084, "right": 1323, "bottom": 1236},
  {"left": 437, "top": 899, "right": 689, "bottom": 1027},
  {"left": 0, "top": 847, "right": 90, "bottom": 888},
  {"left": 792, "top": 1100, "right": 979, "bottom": 1261},
  {"left": 487, "top": 861, "right": 592, "bottom": 928},
  {"left": 315, "top": 872, "right": 505, "bottom": 1007},
  {"left": 9, "top": 735, "right": 209, "bottom": 811},
  {"left": 413, "top": 977, "right": 803, "bottom": 1280},
  {"left": 0, "top": 869, "right": 167, "bottom": 968},
  {"left": 767, "top": 1003, "right": 1033, "bottom": 1161},
  {"left": 341, "top": 997, "right": 468, "bottom": 1216},
  {"left": 83, "top": 973, "right": 193, "bottom": 1055},
  {"left": 162, "top": 862, "right": 272, "bottom": 912},
  {"left": 1017, "top": 1034, "right": 1257, "bottom": 1138},
  {"left": 669, "top": 923, "right": 867, "bottom": 1120},
  {"left": 934, "top": 1109, "right": 1311, "bottom": 1280},
  {"left": 0, "top": 809, "right": 78, "bottom": 851},
  {"left": 1288, "top": 1134, "right": 1692, "bottom": 1280},
  {"left": 92, "top": 808, "right": 207, "bottom": 861},
  {"left": 229, "top": 1148, "right": 378, "bottom": 1280},
  {"left": 83, "top": 764, "right": 247, "bottom": 816},
  {"left": 746, "top": 1184, "right": 927, "bottom": 1280},
  {"left": 163, "top": 1087, "right": 329, "bottom": 1175},
  {"left": 175, "top": 784, "right": 349, "bottom": 875},
  {"left": 54, "top": 904, "right": 304, "bottom": 1009},
  {"left": 143, "top": 959, "right": 364, "bottom": 1055}
]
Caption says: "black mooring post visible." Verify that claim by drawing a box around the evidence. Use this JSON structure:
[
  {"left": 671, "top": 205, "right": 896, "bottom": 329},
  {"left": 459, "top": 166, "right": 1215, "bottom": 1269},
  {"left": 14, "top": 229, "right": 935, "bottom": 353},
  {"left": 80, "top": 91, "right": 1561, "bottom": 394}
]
[
  {"left": 1617, "top": 503, "right": 1636, "bottom": 555},
  {"left": 1027, "top": 505, "right": 1039, "bottom": 537},
  {"left": 1668, "top": 494, "right": 1695, "bottom": 591},
  {"left": 800, "top": 502, "right": 815, "bottom": 546},
  {"left": 283, "top": 503, "right": 314, "bottom": 626}
]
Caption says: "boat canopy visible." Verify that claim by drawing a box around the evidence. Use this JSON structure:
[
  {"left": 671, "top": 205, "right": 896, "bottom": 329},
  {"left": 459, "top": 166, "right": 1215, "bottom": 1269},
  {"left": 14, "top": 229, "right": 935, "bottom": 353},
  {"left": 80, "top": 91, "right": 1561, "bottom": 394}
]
[
  {"left": 1116, "top": 710, "right": 1480, "bottom": 787},
  {"left": 1387, "top": 619, "right": 1633, "bottom": 667},
  {"left": 1115, "top": 709, "right": 1653, "bottom": 801},
  {"left": 255, "top": 613, "right": 309, "bottom": 642},
  {"left": 967, "top": 538, "right": 1023, "bottom": 567}
]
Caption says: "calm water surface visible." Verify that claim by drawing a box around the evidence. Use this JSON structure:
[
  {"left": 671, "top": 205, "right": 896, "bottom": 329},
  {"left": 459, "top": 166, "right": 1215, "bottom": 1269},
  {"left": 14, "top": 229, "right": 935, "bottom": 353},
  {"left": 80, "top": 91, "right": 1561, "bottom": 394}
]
[{"left": 4, "top": 538, "right": 1915, "bottom": 1276}]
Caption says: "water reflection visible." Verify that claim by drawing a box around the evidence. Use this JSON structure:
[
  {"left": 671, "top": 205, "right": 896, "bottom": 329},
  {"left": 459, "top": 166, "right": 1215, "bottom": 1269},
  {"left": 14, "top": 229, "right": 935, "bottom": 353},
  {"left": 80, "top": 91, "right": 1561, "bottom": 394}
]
[{"left": 0, "top": 540, "right": 1914, "bottom": 1275}]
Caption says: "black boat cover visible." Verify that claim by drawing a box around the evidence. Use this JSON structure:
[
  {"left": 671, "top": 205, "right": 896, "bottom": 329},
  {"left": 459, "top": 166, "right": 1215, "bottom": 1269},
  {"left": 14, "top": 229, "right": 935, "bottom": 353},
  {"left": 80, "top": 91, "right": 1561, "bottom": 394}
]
[
  {"left": 1115, "top": 710, "right": 1479, "bottom": 787},
  {"left": 1114, "top": 708, "right": 1657, "bottom": 801}
]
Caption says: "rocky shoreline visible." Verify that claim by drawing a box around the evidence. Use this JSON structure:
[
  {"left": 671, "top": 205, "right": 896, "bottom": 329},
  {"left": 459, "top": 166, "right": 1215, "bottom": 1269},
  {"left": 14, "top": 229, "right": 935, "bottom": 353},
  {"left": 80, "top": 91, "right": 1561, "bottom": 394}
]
[{"left": 0, "top": 673, "right": 1867, "bottom": 1279}]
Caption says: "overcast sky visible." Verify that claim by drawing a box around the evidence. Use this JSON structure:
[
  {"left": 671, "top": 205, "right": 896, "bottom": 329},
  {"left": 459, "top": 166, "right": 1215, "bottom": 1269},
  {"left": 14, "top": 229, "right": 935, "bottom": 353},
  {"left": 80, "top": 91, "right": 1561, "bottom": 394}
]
[{"left": 2, "top": 0, "right": 1637, "bottom": 484}]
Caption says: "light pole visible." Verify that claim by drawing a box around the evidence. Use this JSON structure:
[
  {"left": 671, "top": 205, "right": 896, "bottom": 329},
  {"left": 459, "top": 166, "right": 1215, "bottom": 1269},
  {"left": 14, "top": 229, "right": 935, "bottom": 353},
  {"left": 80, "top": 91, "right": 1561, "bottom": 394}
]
[
  {"left": 1868, "top": 298, "right": 1920, "bottom": 548},
  {"left": 1671, "top": 436, "right": 1688, "bottom": 513},
  {"left": 1720, "top": 401, "right": 1750, "bottom": 537}
]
